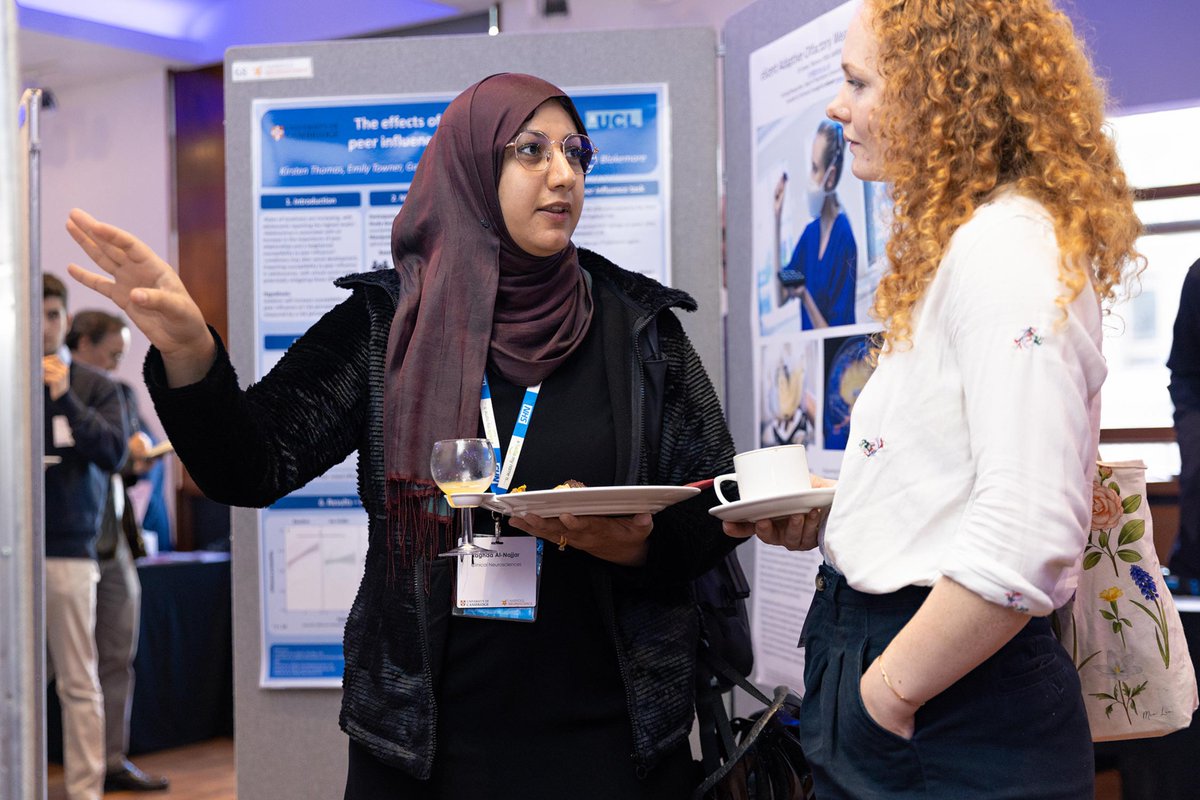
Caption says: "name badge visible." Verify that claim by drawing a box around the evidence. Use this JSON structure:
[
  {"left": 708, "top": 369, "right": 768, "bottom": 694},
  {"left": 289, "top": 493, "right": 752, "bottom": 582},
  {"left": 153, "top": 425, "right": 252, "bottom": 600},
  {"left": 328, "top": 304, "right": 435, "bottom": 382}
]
[
  {"left": 52, "top": 416, "right": 74, "bottom": 448},
  {"left": 455, "top": 536, "right": 540, "bottom": 621}
]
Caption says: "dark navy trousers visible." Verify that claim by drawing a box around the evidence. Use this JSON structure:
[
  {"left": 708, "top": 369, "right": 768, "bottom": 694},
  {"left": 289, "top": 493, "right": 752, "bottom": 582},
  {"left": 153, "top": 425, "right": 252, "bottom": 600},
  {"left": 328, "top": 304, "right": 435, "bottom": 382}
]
[{"left": 798, "top": 564, "right": 1094, "bottom": 799}]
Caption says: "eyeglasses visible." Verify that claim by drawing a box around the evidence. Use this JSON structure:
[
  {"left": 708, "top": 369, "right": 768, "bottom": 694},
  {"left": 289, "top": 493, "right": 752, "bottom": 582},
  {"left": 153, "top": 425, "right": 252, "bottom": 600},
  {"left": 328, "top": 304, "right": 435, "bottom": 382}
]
[{"left": 504, "top": 130, "right": 598, "bottom": 175}]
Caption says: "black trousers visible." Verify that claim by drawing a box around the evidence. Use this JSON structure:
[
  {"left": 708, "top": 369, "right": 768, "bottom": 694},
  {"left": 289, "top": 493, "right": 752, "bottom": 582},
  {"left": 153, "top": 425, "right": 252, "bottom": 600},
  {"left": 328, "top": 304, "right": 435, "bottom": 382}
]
[
  {"left": 343, "top": 737, "right": 697, "bottom": 800},
  {"left": 1170, "top": 404, "right": 1200, "bottom": 577},
  {"left": 799, "top": 564, "right": 1094, "bottom": 799}
]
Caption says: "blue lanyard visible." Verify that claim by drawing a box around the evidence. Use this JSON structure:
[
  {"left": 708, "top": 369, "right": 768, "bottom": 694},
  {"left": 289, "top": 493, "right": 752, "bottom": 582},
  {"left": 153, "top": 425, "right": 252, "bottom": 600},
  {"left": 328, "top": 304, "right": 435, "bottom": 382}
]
[{"left": 480, "top": 374, "right": 542, "bottom": 495}]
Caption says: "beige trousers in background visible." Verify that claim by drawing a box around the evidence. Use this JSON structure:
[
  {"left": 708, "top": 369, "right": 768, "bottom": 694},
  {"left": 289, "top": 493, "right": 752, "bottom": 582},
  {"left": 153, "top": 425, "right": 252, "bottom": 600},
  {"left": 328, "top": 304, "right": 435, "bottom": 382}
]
[{"left": 45, "top": 557, "right": 105, "bottom": 800}]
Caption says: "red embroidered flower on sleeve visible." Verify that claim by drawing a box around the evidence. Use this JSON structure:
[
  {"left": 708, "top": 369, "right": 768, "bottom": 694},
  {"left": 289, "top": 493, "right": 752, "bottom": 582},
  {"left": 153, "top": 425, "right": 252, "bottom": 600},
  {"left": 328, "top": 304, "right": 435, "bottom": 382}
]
[
  {"left": 1004, "top": 591, "right": 1030, "bottom": 613},
  {"left": 1014, "top": 327, "right": 1044, "bottom": 349},
  {"left": 859, "top": 437, "right": 884, "bottom": 457}
]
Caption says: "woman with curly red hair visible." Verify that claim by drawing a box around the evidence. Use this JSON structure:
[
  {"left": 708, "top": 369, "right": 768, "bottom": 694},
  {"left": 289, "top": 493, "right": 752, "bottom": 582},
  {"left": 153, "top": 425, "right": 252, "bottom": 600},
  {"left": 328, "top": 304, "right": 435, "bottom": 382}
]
[{"left": 726, "top": 1, "right": 1143, "bottom": 796}]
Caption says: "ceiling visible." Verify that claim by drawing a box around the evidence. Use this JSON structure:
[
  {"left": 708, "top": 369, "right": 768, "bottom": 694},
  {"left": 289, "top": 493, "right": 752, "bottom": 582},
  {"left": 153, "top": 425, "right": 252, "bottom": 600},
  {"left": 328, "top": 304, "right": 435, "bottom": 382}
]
[{"left": 17, "top": 0, "right": 497, "bottom": 89}]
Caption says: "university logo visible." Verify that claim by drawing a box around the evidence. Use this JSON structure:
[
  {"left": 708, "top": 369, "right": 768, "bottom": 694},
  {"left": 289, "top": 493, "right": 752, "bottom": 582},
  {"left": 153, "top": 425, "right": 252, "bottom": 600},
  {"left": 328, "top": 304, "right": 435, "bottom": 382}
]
[{"left": 585, "top": 109, "right": 643, "bottom": 130}]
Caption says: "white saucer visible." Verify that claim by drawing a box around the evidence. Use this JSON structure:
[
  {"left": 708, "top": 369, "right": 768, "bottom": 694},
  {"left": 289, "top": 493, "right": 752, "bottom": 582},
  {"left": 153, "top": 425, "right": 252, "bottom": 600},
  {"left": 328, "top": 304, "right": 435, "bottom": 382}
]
[
  {"left": 708, "top": 487, "right": 836, "bottom": 523},
  {"left": 484, "top": 485, "right": 699, "bottom": 517}
]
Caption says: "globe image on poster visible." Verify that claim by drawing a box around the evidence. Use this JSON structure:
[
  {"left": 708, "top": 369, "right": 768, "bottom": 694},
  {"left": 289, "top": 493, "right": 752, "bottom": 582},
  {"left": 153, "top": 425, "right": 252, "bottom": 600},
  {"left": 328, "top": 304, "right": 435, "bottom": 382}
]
[{"left": 824, "top": 335, "right": 873, "bottom": 450}]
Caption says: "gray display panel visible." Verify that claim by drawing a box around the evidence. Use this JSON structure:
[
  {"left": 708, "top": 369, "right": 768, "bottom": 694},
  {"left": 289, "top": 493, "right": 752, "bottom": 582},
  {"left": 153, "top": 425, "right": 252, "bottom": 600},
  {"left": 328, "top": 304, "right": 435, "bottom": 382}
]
[{"left": 224, "top": 27, "right": 719, "bottom": 799}]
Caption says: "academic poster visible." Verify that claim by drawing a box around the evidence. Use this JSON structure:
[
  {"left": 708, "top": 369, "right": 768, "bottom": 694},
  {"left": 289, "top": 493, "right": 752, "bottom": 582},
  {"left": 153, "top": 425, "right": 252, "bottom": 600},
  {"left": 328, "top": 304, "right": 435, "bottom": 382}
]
[
  {"left": 250, "top": 85, "right": 669, "bottom": 686},
  {"left": 745, "top": 1, "right": 887, "bottom": 690}
]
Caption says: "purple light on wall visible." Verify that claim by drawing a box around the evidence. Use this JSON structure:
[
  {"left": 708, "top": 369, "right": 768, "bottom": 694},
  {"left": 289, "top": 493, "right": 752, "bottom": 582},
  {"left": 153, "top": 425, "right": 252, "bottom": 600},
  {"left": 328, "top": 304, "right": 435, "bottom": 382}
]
[
  {"left": 17, "top": 0, "right": 464, "bottom": 64},
  {"left": 1064, "top": 0, "right": 1200, "bottom": 112}
]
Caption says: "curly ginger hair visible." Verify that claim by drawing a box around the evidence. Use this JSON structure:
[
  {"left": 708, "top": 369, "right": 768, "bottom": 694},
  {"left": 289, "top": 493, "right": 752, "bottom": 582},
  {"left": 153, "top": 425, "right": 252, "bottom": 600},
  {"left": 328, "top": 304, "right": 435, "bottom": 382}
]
[{"left": 866, "top": 0, "right": 1144, "bottom": 353}]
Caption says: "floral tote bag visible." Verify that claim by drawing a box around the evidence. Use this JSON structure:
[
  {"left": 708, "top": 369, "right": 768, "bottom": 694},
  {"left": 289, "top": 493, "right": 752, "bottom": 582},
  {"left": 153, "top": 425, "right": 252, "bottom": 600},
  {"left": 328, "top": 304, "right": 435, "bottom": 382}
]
[{"left": 1054, "top": 460, "right": 1199, "bottom": 741}]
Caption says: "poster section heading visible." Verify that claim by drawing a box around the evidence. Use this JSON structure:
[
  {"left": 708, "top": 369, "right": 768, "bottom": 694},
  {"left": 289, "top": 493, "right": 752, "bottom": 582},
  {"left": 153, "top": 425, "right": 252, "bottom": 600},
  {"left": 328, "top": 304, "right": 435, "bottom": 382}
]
[
  {"left": 259, "top": 192, "right": 406, "bottom": 209},
  {"left": 270, "top": 644, "right": 344, "bottom": 680},
  {"left": 261, "top": 93, "right": 660, "bottom": 188},
  {"left": 270, "top": 495, "right": 363, "bottom": 510}
]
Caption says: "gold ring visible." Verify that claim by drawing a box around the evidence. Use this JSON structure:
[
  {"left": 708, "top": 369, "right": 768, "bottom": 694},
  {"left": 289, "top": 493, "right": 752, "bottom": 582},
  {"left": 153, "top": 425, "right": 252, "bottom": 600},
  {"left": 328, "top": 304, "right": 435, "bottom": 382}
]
[{"left": 557, "top": 535, "right": 567, "bottom": 551}]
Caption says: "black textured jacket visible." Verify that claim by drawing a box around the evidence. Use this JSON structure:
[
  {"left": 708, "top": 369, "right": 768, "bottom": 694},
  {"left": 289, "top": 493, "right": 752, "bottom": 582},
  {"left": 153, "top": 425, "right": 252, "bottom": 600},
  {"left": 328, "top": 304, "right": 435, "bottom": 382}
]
[{"left": 146, "top": 250, "right": 737, "bottom": 778}]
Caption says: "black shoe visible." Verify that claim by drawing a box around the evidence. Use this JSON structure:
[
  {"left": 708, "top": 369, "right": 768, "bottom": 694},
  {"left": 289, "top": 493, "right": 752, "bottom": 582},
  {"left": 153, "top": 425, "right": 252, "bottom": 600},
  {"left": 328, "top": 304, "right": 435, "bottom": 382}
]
[{"left": 104, "top": 760, "right": 170, "bottom": 792}]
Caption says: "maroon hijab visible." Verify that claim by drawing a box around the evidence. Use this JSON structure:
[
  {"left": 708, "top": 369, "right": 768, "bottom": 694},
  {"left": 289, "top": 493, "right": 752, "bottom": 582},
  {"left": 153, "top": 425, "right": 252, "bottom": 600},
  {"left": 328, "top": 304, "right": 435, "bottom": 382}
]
[{"left": 384, "top": 73, "right": 593, "bottom": 565}]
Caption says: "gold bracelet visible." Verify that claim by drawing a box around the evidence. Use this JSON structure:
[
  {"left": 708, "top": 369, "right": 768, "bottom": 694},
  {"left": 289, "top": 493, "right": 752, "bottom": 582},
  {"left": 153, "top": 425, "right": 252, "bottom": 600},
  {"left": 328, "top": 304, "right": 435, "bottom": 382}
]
[{"left": 878, "top": 653, "right": 923, "bottom": 708}]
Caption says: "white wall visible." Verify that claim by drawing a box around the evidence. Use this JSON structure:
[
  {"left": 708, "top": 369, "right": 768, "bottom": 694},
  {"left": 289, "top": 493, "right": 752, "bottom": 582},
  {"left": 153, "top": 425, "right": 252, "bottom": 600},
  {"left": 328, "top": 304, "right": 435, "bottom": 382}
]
[
  {"left": 37, "top": 69, "right": 174, "bottom": 523},
  {"left": 39, "top": 71, "right": 172, "bottom": 434}
]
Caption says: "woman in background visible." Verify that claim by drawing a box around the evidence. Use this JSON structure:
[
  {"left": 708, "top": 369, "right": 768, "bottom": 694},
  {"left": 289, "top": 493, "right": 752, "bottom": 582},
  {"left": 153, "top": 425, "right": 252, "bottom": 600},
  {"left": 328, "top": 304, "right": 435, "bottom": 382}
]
[{"left": 728, "top": 1, "right": 1143, "bottom": 797}]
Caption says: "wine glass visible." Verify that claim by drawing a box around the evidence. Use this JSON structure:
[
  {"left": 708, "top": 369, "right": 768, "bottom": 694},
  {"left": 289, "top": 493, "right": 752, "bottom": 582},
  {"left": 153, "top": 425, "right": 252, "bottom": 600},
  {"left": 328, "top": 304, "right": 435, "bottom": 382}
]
[{"left": 430, "top": 438, "right": 495, "bottom": 558}]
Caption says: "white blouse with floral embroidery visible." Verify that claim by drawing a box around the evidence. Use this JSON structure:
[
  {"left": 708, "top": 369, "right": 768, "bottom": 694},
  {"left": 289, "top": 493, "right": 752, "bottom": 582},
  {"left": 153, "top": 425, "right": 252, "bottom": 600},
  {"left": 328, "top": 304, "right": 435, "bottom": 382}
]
[{"left": 821, "top": 190, "right": 1106, "bottom": 616}]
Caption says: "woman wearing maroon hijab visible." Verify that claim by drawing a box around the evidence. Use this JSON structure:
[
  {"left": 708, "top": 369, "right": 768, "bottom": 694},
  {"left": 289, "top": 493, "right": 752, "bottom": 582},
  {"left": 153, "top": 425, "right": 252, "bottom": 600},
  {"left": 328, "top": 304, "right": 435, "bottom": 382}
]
[{"left": 66, "top": 73, "right": 736, "bottom": 798}]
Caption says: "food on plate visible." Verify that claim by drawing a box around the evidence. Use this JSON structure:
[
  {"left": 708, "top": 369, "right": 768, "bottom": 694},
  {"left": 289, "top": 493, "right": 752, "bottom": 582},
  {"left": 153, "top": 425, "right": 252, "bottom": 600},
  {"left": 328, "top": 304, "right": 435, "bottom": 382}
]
[{"left": 553, "top": 479, "right": 587, "bottom": 489}]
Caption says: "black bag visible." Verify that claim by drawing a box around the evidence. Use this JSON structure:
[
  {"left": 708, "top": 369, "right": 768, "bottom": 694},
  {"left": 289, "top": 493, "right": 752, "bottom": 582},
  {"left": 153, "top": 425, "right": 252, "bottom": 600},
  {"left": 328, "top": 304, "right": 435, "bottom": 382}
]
[
  {"left": 693, "top": 644, "right": 815, "bottom": 800},
  {"left": 694, "top": 548, "right": 754, "bottom": 687}
]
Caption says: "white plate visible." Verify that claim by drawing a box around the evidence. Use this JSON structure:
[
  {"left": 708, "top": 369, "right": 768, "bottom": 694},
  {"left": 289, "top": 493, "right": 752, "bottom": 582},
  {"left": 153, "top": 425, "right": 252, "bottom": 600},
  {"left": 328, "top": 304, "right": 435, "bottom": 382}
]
[
  {"left": 483, "top": 485, "right": 700, "bottom": 517},
  {"left": 708, "top": 487, "right": 836, "bottom": 523}
]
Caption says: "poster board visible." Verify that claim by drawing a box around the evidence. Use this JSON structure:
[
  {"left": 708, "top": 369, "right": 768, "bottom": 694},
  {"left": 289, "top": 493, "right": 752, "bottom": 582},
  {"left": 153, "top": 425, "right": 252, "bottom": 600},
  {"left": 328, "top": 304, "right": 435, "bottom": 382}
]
[{"left": 224, "top": 27, "right": 718, "bottom": 798}]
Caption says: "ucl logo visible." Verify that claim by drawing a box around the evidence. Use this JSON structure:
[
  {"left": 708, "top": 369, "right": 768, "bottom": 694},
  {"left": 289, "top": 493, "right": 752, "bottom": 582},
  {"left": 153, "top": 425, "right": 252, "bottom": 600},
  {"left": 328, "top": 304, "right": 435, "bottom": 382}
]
[{"left": 585, "top": 109, "right": 644, "bottom": 130}]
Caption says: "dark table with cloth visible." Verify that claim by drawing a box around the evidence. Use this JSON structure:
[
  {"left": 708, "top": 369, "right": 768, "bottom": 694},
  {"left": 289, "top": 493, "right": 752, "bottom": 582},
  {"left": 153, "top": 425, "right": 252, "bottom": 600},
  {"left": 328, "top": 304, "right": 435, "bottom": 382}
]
[
  {"left": 48, "top": 551, "right": 233, "bottom": 757},
  {"left": 1094, "top": 598, "right": 1200, "bottom": 799}
]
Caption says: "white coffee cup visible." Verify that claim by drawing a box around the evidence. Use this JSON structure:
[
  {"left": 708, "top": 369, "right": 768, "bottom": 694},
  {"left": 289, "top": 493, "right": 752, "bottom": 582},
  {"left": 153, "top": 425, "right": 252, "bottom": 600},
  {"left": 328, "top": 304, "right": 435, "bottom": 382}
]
[{"left": 713, "top": 445, "right": 810, "bottom": 504}]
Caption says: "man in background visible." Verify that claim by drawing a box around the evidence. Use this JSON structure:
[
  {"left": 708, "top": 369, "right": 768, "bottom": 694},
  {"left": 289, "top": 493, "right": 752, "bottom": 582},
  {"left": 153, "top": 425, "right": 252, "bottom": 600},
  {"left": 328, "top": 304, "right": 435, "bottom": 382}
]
[
  {"left": 68, "top": 310, "right": 170, "bottom": 792},
  {"left": 1168, "top": 257, "right": 1200, "bottom": 584},
  {"left": 43, "top": 275, "right": 128, "bottom": 800}
]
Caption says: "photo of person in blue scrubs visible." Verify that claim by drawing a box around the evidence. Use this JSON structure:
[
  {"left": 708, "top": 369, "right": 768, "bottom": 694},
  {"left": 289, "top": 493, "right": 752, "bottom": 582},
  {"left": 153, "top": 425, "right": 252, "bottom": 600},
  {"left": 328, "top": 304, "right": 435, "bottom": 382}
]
[{"left": 773, "top": 119, "right": 857, "bottom": 329}]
